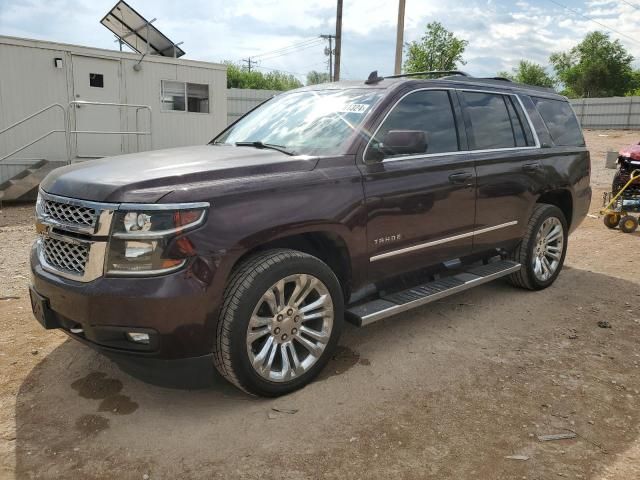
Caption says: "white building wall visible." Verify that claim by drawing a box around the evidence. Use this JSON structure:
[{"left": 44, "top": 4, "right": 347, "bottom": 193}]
[
  {"left": 0, "top": 43, "right": 71, "bottom": 164},
  {"left": 0, "top": 35, "right": 227, "bottom": 182}
]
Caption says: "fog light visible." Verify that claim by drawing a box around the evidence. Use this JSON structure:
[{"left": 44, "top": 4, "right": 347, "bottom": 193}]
[{"left": 126, "top": 332, "right": 150, "bottom": 344}]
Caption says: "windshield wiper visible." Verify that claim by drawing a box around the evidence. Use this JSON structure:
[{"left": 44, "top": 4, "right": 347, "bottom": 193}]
[{"left": 234, "top": 141, "right": 295, "bottom": 156}]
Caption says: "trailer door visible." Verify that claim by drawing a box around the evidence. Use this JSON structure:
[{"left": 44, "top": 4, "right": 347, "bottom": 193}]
[{"left": 71, "top": 55, "right": 122, "bottom": 159}]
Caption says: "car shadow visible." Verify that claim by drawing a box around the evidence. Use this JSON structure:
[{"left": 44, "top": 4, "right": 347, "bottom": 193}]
[{"left": 11, "top": 266, "right": 640, "bottom": 479}]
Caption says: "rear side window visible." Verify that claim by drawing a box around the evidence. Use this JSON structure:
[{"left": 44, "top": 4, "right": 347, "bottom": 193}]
[
  {"left": 372, "top": 90, "right": 460, "bottom": 157},
  {"left": 532, "top": 97, "right": 584, "bottom": 146},
  {"left": 462, "top": 91, "right": 532, "bottom": 150}
]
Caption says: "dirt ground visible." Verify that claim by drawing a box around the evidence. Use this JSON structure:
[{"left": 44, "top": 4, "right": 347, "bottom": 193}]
[{"left": 1, "top": 130, "right": 639, "bottom": 480}]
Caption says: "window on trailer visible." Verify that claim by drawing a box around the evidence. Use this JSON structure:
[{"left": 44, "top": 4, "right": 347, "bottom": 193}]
[{"left": 161, "top": 80, "right": 209, "bottom": 113}]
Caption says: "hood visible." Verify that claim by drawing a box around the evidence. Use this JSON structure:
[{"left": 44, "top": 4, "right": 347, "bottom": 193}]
[{"left": 41, "top": 145, "right": 318, "bottom": 203}]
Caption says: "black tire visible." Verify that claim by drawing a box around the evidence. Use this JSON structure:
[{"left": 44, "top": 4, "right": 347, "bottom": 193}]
[
  {"left": 213, "top": 249, "right": 344, "bottom": 396},
  {"left": 619, "top": 215, "right": 638, "bottom": 234},
  {"left": 603, "top": 213, "right": 620, "bottom": 229},
  {"left": 612, "top": 170, "right": 624, "bottom": 196},
  {"left": 508, "top": 204, "right": 568, "bottom": 291}
]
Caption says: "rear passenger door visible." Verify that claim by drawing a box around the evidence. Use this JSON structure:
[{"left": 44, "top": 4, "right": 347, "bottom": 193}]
[
  {"left": 458, "top": 89, "right": 545, "bottom": 254},
  {"left": 360, "top": 89, "right": 476, "bottom": 281}
]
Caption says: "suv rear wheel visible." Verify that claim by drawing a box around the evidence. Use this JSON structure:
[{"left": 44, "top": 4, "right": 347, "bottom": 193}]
[
  {"left": 213, "top": 249, "right": 344, "bottom": 396},
  {"left": 508, "top": 204, "right": 568, "bottom": 290}
]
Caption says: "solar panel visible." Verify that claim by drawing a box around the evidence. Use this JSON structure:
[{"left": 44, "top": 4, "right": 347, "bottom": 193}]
[{"left": 100, "top": 1, "right": 185, "bottom": 58}]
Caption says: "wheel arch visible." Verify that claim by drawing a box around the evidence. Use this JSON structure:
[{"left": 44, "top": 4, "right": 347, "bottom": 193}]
[
  {"left": 228, "top": 230, "right": 354, "bottom": 300},
  {"left": 536, "top": 189, "right": 573, "bottom": 228}
]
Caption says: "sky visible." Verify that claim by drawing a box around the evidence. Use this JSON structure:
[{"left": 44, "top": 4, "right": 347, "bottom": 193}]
[{"left": 1, "top": 0, "right": 639, "bottom": 82}]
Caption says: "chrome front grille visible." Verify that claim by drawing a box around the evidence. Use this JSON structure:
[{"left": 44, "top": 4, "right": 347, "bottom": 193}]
[
  {"left": 42, "top": 199, "right": 96, "bottom": 228},
  {"left": 36, "top": 190, "right": 115, "bottom": 282},
  {"left": 42, "top": 237, "right": 90, "bottom": 276}
]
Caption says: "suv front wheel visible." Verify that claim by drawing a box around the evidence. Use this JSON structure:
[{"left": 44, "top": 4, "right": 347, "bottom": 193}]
[
  {"left": 508, "top": 204, "right": 568, "bottom": 290},
  {"left": 213, "top": 249, "right": 344, "bottom": 396}
]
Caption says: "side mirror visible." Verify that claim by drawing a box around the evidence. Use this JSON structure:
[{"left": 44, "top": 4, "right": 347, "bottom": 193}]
[{"left": 381, "top": 130, "right": 428, "bottom": 156}]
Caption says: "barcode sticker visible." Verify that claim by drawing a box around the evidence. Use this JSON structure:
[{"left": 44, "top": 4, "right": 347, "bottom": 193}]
[{"left": 339, "top": 103, "right": 369, "bottom": 114}]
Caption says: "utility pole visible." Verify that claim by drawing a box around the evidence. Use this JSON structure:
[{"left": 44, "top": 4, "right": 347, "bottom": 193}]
[
  {"left": 320, "top": 34, "right": 336, "bottom": 81},
  {"left": 394, "top": 0, "right": 406, "bottom": 75},
  {"left": 242, "top": 57, "right": 256, "bottom": 72},
  {"left": 334, "top": 0, "right": 343, "bottom": 81}
]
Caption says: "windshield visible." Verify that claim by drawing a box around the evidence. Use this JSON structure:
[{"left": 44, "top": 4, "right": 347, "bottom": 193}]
[{"left": 213, "top": 89, "right": 383, "bottom": 156}]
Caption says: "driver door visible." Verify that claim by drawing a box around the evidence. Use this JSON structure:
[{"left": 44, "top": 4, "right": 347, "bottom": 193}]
[{"left": 359, "top": 88, "right": 477, "bottom": 281}]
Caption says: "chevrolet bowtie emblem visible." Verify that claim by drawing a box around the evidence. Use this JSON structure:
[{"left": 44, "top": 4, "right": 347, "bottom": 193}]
[{"left": 35, "top": 222, "right": 50, "bottom": 236}]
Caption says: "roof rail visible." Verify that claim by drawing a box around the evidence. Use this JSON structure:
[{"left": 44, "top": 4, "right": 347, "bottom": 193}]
[
  {"left": 384, "top": 70, "right": 471, "bottom": 79},
  {"left": 364, "top": 70, "right": 471, "bottom": 85},
  {"left": 483, "top": 76, "right": 513, "bottom": 82}
]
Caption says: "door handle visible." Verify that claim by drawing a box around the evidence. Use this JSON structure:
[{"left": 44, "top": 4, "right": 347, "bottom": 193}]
[
  {"left": 448, "top": 172, "right": 473, "bottom": 184},
  {"left": 522, "top": 162, "right": 542, "bottom": 172}
]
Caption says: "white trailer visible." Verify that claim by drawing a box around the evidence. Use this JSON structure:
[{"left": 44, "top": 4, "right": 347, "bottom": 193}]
[{"left": 0, "top": 35, "right": 227, "bottom": 200}]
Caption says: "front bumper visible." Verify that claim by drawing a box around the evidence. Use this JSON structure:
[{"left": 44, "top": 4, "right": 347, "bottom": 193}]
[{"left": 30, "top": 246, "right": 216, "bottom": 359}]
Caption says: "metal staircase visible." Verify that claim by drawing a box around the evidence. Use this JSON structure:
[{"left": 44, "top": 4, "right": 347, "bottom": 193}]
[
  {"left": 0, "top": 160, "right": 65, "bottom": 201},
  {"left": 0, "top": 101, "right": 151, "bottom": 202}
]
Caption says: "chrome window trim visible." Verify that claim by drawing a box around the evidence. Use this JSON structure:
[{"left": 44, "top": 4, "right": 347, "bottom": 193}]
[
  {"left": 362, "top": 87, "right": 541, "bottom": 164},
  {"left": 369, "top": 221, "right": 518, "bottom": 262}
]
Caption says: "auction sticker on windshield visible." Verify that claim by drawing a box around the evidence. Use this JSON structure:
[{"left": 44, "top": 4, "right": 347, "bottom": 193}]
[{"left": 339, "top": 103, "right": 369, "bottom": 113}]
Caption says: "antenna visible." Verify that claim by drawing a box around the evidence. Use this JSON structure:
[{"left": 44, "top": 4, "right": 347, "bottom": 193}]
[{"left": 100, "top": 1, "right": 185, "bottom": 58}]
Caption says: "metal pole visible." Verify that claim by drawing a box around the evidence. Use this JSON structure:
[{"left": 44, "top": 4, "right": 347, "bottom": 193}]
[
  {"left": 394, "top": 0, "right": 406, "bottom": 75},
  {"left": 329, "top": 37, "right": 333, "bottom": 81},
  {"left": 334, "top": 0, "right": 342, "bottom": 81}
]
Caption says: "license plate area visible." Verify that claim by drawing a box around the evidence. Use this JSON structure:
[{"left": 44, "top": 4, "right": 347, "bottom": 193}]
[{"left": 29, "top": 287, "right": 60, "bottom": 329}]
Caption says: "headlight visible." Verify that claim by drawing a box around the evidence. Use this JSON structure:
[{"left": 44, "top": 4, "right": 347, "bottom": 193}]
[{"left": 106, "top": 203, "right": 208, "bottom": 275}]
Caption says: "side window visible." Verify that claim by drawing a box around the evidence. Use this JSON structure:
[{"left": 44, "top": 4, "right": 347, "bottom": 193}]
[
  {"left": 532, "top": 97, "right": 585, "bottom": 147},
  {"left": 505, "top": 96, "right": 533, "bottom": 147},
  {"left": 369, "top": 90, "right": 459, "bottom": 159},
  {"left": 462, "top": 92, "right": 518, "bottom": 150}
]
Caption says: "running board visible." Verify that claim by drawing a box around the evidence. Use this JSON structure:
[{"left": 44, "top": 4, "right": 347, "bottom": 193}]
[{"left": 346, "top": 260, "right": 521, "bottom": 326}]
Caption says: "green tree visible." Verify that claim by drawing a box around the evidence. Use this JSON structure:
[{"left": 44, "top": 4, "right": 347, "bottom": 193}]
[
  {"left": 224, "top": 61, "right": 302, "bottom": 90},
  {"left": 306, "top": 70, "right": 330, "bottom": 85},
  {"left": 625, "top": 70, "right": 640, "bottom": 96},
  {"left": 403, "top": 22, "right": 468, "bottom": 73},
  {"left": 497, "top": 60, "right": 555, "bottom": 88},
  {"left": 549, "top": 31, "right": 634, "bottom": 97}
]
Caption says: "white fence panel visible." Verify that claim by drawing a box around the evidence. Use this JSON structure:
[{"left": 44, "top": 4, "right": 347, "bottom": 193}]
[
  {"left": 570, "top": 96, "right": 640, "bottom": 129},
  {"left": 227, "top": 88, "right": 280, "bottom": 125}
]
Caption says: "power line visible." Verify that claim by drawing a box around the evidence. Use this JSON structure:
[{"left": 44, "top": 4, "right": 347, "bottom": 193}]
[
  {"left": 256, "top": 60, "right": 331, "bottom": 79},
  {"left": 546, "top": 0, "right": 640, "bottom": 47},
  {"left": 252, "top": 38, "right": 323, "bottom": 59},
  {"left": 619, "top": 0, "right": 640, "bottom": 11},
  {"left": 254, "top": 64, "right": 307, "bottom": 77},
  {"left": 256, "top": 40, "right": 324, "bottom": 62}
]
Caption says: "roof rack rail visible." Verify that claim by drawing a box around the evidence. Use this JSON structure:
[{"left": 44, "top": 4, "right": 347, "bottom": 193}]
[
  {"left": 385, "top": 70, "right": 471, "bottom": 79},
  {"left": 484, "top": 76, "right": 513, "bottom": 82},
  {"left": 364, "top": 70, "right": 471, "bottom": 85}
]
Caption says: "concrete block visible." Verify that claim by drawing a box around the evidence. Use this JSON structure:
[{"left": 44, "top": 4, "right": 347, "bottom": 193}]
[{"left": 605, "top": 151, "right": 618, "bottom": 169}]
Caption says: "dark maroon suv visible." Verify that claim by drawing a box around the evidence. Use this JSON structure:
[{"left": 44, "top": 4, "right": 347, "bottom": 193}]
[{"left": 30, "top": 71, "right": 591, "bottom": 396}]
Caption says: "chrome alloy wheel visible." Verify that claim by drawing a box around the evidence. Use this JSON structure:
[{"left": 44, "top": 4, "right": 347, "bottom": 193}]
[
  {"left": 532, "top": 216, "right": 564, "bottom": 282},
  {"left": 246, "top": 274, "right": 334, "bottom": 382}
]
